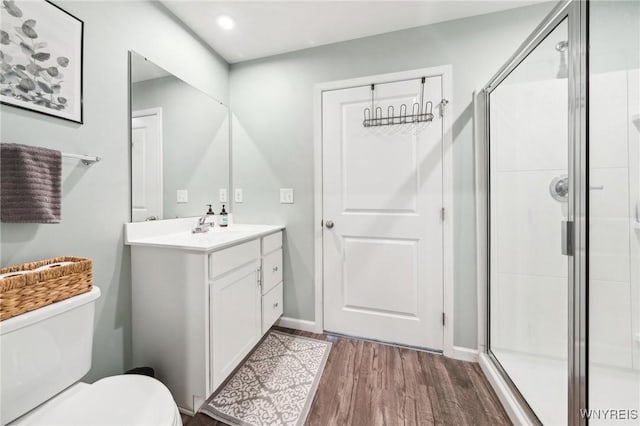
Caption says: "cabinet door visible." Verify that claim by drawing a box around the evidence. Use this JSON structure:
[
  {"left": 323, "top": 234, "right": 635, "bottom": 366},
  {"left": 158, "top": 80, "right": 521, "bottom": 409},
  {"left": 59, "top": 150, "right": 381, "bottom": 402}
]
[{"left": 210, "top": 262, "right": 261, "bottom": 390}]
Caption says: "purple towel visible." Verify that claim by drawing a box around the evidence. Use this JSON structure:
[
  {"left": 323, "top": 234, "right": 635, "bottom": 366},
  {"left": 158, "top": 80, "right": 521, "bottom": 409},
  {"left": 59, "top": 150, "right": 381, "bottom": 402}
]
[{"left": 1, "top": 143, "right": 62, "bottom": 223}]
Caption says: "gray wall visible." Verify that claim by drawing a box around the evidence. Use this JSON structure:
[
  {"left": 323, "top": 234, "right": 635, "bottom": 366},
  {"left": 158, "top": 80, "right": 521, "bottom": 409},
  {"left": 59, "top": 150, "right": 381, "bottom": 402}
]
[
  {"left": 132, "top": 75, "right": 229, "bottom": 219},
  {"left": 0, "top": 0, "right": 228, "bottom": 381},
  {"left": 230, "top": 2, "right": 554, "bottom": 349}
]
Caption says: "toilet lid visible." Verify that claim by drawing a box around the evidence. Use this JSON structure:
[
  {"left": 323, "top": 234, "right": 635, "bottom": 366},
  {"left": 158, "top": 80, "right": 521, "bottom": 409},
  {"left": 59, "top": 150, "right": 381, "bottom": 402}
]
[{"left": 18, "top": 375, "right": 180, "bottom": 426}]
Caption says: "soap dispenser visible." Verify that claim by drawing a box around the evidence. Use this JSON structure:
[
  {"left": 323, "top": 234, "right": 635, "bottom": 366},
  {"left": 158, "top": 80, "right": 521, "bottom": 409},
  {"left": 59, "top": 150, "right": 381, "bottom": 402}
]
[
  {"left": 219, "top": 204, "right": 229, "bottom": 227},
  {"left": 206, "top": 204, "right": 215, "bottom": 215}
]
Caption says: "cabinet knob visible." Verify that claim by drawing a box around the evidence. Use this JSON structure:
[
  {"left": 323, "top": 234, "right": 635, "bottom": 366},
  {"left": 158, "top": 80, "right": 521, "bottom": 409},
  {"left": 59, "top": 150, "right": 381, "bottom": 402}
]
[
  {"left": 273, "top": 266, "right": 278, "bottom": 272},
  {"left": 273, "top": 302, "right": 279, "bottom": 309},
  {"left": 325, "top": 220, "right": 334, "bottom": 229}
]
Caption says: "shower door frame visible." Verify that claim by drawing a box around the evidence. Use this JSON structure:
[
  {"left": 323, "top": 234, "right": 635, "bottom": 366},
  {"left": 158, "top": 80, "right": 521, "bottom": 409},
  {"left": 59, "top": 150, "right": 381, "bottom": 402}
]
[{"left": 479, "top": 0, "right": 588, "bottom": 424}]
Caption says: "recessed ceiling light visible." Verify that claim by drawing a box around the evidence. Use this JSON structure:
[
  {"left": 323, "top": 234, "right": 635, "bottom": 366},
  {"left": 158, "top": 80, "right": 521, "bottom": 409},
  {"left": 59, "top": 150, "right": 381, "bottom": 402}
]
[{"left": 217, "top": 14, "right": 235, "bottom": 30}]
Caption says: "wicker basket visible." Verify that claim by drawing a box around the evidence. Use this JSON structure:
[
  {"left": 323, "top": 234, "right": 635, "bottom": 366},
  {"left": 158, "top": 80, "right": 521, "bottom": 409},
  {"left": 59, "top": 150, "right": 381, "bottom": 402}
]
[{"left": 0, "top": 257, "right": 93, "bottom": 321}]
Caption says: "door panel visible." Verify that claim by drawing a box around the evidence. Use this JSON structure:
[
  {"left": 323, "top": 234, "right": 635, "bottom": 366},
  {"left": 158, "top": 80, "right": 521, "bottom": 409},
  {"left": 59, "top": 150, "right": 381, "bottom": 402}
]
[
  {"left": 342, "top": 102, "right": 419, "bottom": 213},
  {"left": 342, "top": 237, "right": 418, "bottom": 317},
  {"left": 323, "top": 77, "right": 444, "bottom": 350}
]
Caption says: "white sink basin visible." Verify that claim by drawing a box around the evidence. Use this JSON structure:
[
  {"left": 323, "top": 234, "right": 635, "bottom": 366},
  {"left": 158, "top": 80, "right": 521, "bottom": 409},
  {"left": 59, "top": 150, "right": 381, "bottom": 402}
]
[{"left": 191, "top": 228, "right": 246, "bottom": 238}]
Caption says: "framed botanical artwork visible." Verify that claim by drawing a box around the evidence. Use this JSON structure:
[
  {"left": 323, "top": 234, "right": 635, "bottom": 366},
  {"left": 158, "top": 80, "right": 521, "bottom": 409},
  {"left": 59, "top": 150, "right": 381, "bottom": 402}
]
[{"left": 0, "top": 0, "right": 83, "bottom": 123}]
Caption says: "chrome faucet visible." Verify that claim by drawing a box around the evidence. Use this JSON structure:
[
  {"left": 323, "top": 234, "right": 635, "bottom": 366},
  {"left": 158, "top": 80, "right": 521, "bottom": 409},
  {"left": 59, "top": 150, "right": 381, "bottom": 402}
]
[{"left": 192, "top": 215, "right": 214, "bottom": 234}]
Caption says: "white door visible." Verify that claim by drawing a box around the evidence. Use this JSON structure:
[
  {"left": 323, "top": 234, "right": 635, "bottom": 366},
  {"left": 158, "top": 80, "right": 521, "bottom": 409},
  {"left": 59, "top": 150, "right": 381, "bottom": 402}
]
[
  {"left": 322, "top": 77, "right": 444, "bottom": 350},
  {"left": 132, "top": 108, "right": 163, "bottom": 222}
]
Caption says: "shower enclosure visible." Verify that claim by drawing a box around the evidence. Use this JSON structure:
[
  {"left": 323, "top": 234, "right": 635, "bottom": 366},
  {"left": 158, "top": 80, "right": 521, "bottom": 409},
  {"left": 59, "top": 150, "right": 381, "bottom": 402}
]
[{"left": 480, "top": 0, "right": 640, "bottom": 424}]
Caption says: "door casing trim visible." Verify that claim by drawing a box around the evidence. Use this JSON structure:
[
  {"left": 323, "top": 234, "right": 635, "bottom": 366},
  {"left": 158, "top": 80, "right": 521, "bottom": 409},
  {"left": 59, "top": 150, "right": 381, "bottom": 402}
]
[
  {"left": 131, "top": 107, "right": 164, "bottom": 221},
  {"left": 312, "top": 66, "right": 455, "bottom": 358}
]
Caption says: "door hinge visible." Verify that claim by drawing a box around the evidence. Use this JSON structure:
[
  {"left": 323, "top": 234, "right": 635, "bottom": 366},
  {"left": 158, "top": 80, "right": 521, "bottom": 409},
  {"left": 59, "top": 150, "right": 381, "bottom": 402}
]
[
  {"left": 561, "top": 220, "right": 574, "bottom": 256},
  {"left": 442, "top": 312, "right": 446, "bottom": 326},
  {"left": 441, "top": 207, "right": 445, "bottom": 221}
]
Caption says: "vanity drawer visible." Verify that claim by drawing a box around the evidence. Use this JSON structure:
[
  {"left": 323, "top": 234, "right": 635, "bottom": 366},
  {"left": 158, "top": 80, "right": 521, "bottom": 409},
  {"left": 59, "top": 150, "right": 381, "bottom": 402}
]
[
  {"left": 262, "top": 249, "right": 282, "bottom": 295},
  {"left": 209, "top": 239, "right": 260, "bottom": 280},
  {"left": 262, "top": 282, "right": 283, "bottom": 334},
  {"left": 262, "top": 231, "right": 282, "bottom": 255}
]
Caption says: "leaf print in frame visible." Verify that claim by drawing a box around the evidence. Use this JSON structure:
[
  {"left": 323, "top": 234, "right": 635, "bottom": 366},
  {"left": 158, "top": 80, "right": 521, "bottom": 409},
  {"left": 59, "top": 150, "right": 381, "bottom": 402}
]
[{"left": 0, "top": 0, "right": 83, "bottom": 123}]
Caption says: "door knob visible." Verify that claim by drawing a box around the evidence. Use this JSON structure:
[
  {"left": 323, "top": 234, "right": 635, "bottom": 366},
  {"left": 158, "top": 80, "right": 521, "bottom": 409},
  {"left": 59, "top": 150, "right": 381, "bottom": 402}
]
[
  {"left": 325, "top": 220, "right": 334, "bottom": 229},
  {"left": 549, "top": 175, "right": 569, "bottom": 202}
]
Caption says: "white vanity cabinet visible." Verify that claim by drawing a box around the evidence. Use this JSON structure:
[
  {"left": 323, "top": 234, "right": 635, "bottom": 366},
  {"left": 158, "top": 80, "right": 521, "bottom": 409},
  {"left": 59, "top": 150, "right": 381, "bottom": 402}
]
[
  {"left": 127, "top": 221, "right": 284, "bottom": 415},
  {"left": 208, "top": 232, "right": 284, "bottom": 388}
]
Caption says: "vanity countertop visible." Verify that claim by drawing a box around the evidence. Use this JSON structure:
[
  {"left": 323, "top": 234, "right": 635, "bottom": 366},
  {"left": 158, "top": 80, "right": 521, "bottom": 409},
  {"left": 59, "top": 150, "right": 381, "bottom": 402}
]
[{"left": 125, "top": 218, "right": 284, "bottom": 252}]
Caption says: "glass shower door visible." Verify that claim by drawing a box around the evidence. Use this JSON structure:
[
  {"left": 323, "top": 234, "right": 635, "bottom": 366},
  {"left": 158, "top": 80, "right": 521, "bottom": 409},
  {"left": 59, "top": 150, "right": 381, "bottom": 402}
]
[{"left": 487, "top": 18, "right": 569, "bottom": 425}]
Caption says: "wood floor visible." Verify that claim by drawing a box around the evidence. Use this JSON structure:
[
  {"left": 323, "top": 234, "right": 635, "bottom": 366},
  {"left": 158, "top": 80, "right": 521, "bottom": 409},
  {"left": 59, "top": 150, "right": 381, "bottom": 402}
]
[{"left": 185, "top": 327, "right": 511, "bottom": 426}]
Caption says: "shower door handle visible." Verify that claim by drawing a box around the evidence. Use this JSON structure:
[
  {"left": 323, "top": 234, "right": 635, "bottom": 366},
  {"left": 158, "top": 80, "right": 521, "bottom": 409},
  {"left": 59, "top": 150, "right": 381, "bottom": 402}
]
[{"left": 561, "top": 220, "right": 574, "bottom": 256}]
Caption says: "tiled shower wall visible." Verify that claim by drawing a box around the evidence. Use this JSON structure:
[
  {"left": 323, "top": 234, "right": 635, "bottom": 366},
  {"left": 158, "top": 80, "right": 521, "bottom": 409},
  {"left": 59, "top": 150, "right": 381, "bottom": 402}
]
[{"left": 589, "top": 69, "right": 638, "bottom": 370}]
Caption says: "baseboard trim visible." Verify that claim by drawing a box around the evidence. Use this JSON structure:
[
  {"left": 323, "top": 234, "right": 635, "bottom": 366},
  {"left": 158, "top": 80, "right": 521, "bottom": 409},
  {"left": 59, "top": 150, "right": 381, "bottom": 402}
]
[
  {"left": 178, "top": 406, "right": 194, "bottom": 417},
  {"left": 479, "top": 353, "right": 535, "bottom": 425},
  {"left": 451, "top": 346, "right": 479, "bottom": 362},
  {"left": 276, "top": 316, "right": 317, "bottom": 333}
]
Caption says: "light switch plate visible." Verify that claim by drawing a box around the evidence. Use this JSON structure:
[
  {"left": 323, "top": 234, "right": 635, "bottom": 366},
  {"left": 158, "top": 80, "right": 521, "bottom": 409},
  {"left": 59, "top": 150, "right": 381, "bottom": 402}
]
[
  {"left": 176, "top": 189, "right": 188, "bottom": 203},
  {"left": 280, "top": 188, "right": 294, "bottom": 204},
  {"left": 219, "top": 188, "right": 228, "bottom": 203},
  {"left": 235, "top": 188, "right": 243, "bottom": 203}
]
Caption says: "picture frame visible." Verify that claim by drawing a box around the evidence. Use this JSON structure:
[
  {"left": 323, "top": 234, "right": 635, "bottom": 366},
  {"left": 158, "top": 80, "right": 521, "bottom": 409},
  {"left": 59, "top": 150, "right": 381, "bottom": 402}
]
[{"left": 0, "top": 0, "right": 83, "bottom": 124}]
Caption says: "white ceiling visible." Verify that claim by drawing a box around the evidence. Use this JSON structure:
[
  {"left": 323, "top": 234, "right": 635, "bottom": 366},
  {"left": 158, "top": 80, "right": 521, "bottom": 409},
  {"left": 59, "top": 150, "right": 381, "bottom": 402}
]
[
  {"left": 161, "top": 0, "right": 547, "bottom": 64},
  {"left": 130, "top": 53, "right": 172, "bottom": 83}
]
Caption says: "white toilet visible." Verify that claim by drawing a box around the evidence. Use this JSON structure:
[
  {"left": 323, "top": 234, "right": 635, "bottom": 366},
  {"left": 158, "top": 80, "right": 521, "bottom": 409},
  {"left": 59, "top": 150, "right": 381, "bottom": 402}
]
[{"left": 0, "top": 286, "right": 182, "bottom": 426}]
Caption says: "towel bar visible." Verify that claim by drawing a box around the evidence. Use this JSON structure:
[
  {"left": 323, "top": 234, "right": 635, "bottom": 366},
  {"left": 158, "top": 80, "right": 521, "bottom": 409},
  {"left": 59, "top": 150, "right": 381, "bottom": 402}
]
[{"left": 61, "top": 152, "right": 101, "bottom": 165}]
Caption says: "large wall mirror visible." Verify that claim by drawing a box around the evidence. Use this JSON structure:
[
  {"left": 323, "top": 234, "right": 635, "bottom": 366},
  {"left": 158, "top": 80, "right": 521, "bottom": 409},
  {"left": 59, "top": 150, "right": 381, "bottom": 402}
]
[{"left": 128, "top": 51, "right": 230, "bottom": 222}]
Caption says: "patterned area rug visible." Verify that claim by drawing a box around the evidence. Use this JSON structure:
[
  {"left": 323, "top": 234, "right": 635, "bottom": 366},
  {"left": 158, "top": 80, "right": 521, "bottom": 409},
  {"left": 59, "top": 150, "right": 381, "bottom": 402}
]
[{"left": 199, "top": 331, "right": 332, "bottom": 426}]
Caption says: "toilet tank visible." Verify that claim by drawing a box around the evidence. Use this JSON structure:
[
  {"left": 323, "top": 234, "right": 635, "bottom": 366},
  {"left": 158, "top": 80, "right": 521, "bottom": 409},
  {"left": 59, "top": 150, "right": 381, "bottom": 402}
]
[{"left": 0, "top": 286, "right": 101, "bottom": 425}]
